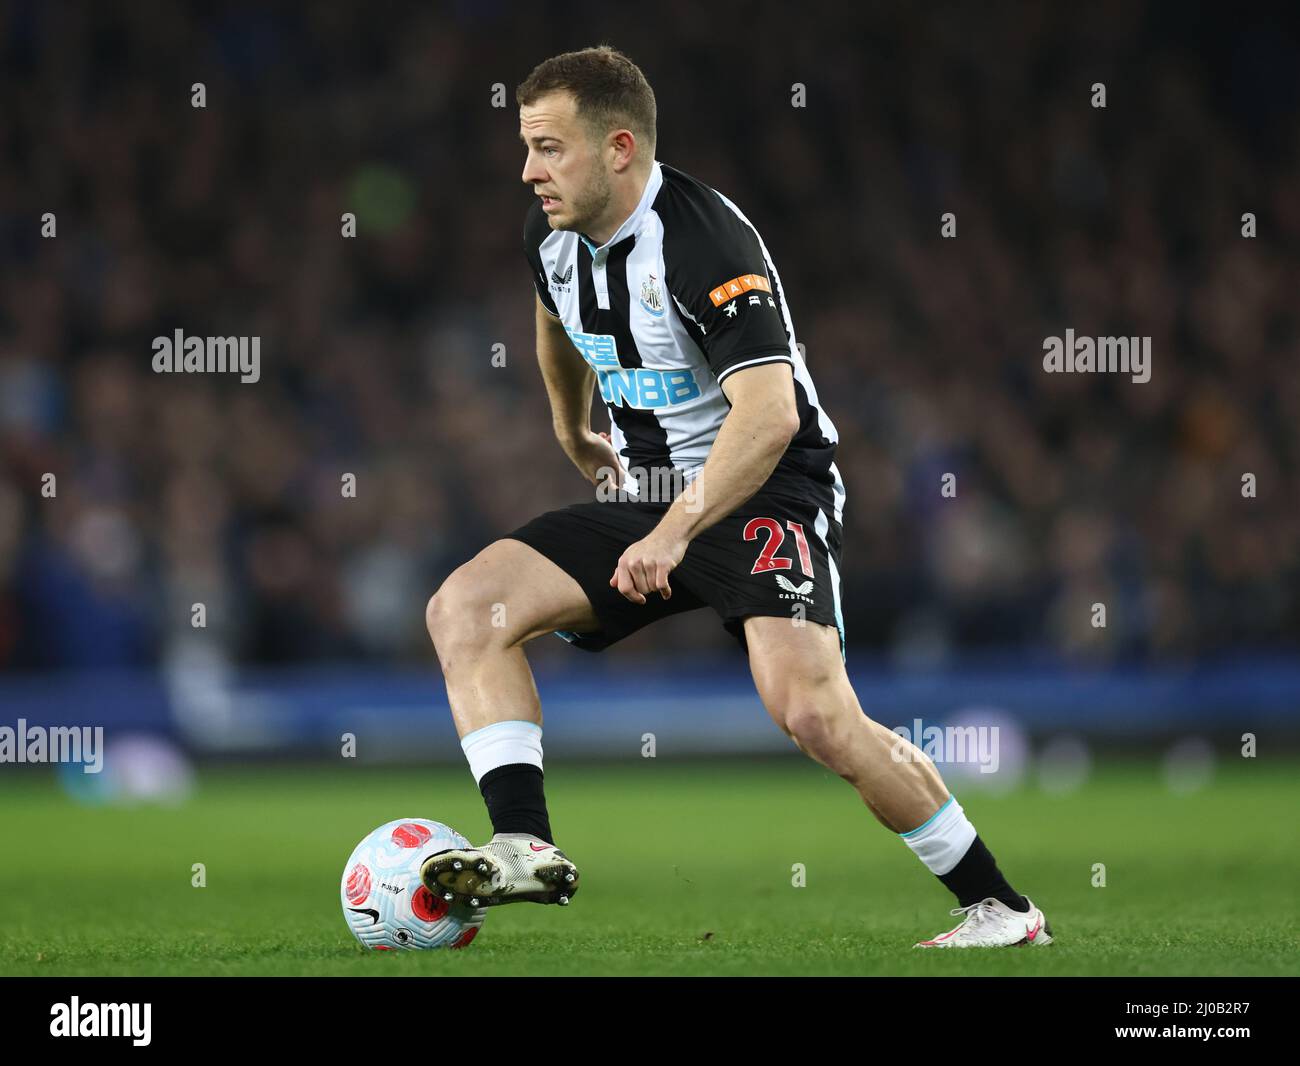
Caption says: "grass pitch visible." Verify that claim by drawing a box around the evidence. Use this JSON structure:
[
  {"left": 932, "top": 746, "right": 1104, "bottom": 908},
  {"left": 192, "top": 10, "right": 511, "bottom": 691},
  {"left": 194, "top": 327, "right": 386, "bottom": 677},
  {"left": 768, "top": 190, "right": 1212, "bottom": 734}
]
[{"left": 1, "top": 758, "right": 1296, "bottom": 976}]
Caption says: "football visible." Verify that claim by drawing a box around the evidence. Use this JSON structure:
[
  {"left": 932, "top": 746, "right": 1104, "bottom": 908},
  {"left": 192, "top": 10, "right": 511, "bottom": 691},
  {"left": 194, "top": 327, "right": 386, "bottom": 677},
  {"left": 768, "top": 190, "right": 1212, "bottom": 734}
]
[{"left": 341, "top": 818, "right": 487, "bottom": 950}]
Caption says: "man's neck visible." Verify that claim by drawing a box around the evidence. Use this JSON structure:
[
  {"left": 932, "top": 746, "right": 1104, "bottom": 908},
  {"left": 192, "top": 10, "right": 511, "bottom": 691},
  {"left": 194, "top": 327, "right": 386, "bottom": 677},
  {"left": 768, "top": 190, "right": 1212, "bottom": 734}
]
[{"left": 582, "top": 163, "right": 653, "bottom": 247}]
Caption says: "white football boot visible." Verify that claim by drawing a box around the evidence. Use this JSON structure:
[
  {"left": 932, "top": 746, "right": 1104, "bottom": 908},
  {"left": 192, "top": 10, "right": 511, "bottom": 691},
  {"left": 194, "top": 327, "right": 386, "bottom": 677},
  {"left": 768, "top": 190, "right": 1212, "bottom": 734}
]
[
  {"left": 914, "top": 896, "right": 1053, "bottom": 948},
  {"left": 420, "top": 832, "right": 579, "bottom": 907}
]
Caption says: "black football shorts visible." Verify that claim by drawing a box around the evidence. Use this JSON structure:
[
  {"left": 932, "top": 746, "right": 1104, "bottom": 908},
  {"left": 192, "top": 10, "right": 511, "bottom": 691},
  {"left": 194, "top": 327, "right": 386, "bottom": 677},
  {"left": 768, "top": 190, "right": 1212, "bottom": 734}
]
[{"left": 505, "top": 482, "right": 844, "bottom": 656}]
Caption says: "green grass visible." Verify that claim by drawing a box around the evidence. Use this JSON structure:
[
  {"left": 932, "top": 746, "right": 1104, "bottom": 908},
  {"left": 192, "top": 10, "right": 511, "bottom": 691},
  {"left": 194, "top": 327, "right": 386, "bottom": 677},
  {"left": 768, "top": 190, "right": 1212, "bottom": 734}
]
[{"left": 1, "top": 758, "right": 1297, "bottom": 976}]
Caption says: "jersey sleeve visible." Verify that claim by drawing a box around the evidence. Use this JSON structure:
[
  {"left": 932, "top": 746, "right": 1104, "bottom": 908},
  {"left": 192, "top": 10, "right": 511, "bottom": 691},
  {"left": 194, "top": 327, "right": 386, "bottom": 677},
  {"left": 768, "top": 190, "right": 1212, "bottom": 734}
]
[
  {"left": 661, "top": 191, "right": 794, "bottom": 385},
  {"left": 524, "top": 198, "right": 561, "bottom": 318}
]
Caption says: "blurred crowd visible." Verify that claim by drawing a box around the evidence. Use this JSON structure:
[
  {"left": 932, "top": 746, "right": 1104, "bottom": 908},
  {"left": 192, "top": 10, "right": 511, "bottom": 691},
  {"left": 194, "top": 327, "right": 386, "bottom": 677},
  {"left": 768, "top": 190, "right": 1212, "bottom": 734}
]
[{"left": 1, "top": 1, "right": 1297, "bottom": 673}]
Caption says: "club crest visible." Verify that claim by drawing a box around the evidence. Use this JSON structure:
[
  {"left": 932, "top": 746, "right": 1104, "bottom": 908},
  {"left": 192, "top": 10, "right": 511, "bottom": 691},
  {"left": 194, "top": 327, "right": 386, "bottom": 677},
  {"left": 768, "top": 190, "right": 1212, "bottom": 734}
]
[{"left": 640, "top": 273, "right": 665, "bottom": 317}]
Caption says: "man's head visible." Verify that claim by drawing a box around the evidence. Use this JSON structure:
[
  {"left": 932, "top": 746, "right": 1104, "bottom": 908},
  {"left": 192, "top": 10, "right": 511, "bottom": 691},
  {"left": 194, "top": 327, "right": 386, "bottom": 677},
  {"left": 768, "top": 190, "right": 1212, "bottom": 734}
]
[{"left": 517, "top": 45, "right": 657, "bottom": 242}]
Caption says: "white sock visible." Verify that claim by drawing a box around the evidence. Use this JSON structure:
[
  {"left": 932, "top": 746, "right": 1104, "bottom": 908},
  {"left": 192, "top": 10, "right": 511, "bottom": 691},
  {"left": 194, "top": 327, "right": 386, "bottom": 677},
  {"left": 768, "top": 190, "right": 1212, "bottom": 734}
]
[
  {"left": 898, "top": 795, "right": 977, "bottom": 875},
  {"left": 460, "top": 720, "right": 543, "bottom": 786}
]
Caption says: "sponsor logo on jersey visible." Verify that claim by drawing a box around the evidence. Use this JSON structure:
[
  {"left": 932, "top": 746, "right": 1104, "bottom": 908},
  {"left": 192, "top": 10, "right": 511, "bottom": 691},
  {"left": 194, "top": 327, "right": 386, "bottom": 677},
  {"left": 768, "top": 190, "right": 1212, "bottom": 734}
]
[
  {"left": 549, "top": 264, "right": 573, "bottom": 294},
  {"left": 564, "top": 327, "right": 703, "bottom": 409},
  {"left": 708, "top": 272, "right": 771, "bottom": 308},
  {"left": 565, "top": 327, "right": 621, "bottom": 367},
  {"left": 639, "top": 273, "right": 665, "bottom": 317},
  {"left": 598, "top": 368, "right": 701, "bottom": 409}
]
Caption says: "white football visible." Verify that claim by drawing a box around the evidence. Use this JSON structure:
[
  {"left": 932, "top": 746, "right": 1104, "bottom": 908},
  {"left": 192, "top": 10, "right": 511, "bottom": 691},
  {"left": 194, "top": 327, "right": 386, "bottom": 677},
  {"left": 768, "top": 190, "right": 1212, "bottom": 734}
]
[{"left": 341, "top": 818, "right": 487, "bottom": 950}]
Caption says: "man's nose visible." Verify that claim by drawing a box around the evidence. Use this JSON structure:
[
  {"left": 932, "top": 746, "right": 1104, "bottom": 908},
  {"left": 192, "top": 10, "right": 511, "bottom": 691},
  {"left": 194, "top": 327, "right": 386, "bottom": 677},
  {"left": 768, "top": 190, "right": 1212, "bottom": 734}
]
[{"left": 522, "top": 151, "right": 547, "bottom": 185}]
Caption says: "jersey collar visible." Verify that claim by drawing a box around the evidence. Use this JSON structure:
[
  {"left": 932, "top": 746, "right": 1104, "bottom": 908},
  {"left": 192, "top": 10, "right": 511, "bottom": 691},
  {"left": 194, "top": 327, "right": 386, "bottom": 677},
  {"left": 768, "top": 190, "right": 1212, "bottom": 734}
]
[{"left": 578, "top": 159, "right": 663, "bottom": 258}]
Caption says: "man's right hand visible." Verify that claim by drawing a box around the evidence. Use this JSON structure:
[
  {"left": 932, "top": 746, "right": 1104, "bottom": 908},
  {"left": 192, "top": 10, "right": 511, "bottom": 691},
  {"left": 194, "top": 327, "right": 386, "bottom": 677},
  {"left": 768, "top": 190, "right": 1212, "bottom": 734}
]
[{"left": 561, "top": 429, "right": 625, "bottom": 495}]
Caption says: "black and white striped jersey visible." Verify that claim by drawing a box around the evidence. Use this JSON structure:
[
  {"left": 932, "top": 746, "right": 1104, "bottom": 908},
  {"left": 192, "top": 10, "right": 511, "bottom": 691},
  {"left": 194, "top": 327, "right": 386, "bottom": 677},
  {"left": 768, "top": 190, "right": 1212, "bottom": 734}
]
[{"left": 523, "top": 159, "right": 843, "bottom": 524}]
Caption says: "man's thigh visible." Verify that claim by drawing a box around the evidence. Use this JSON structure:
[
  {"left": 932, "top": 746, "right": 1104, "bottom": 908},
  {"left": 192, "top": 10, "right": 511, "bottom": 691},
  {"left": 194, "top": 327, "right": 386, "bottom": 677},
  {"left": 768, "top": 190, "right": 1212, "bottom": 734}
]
[
  {"left": 439, "top": 537, "right": 605, "bottom": 645},
  {"left": 504, "top": 500, "right": 707, "bottom": 651},
  {"left": 742, "top": 614, "right": 847, "bottom": 716},
  {"left": 673, "top": 487, "right": 845, "bottom": 654}
]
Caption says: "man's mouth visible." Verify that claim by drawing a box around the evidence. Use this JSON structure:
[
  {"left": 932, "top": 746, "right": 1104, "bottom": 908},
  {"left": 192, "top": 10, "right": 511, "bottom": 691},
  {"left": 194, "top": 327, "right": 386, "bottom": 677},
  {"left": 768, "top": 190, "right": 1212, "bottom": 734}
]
[{"left": 540, "top": 194, "right": 561, "bottom": 210}]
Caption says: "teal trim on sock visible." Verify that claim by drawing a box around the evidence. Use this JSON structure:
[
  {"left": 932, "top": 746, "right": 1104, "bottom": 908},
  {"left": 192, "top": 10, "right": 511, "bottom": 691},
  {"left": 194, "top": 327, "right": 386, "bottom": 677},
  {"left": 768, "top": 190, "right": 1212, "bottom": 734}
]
[{"left": 899, "top": 794, "right": 955, "bottom": 838}]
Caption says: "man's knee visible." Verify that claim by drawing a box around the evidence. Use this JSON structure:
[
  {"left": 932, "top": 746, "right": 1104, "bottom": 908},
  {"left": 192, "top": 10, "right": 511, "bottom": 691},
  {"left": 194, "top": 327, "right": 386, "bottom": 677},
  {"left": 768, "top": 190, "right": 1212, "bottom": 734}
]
[
  {"left": 425, "top": 561, "right": 507, "bottom": 661},
  {"left": 781, "top": 699, "right": 848, "bottom": 753},
  {"left": 758, "top": 667, "right": 857, "bottom": 756},
  {"left": 426, "top": 539, "right": 599, "bottom": 666}
]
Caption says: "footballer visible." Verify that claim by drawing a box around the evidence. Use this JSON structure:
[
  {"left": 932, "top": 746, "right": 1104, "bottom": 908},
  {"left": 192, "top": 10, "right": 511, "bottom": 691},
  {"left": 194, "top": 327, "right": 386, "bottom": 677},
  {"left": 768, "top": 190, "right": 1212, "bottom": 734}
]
[{"left": 421, "top": 45, "right": 1052, "bottom": 948}]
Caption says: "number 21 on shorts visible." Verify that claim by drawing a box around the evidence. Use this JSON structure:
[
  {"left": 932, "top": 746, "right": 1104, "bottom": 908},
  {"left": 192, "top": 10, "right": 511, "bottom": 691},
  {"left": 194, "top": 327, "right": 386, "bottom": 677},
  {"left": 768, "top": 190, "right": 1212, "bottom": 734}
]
[{"left": 743, "top": 518, "right": 813, "bottom": 577}]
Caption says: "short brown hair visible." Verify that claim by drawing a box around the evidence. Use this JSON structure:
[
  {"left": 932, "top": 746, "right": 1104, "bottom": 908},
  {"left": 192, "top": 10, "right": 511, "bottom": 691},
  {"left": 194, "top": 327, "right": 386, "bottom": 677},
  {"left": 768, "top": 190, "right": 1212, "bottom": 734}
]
[{"left": 517, "top": 45, "right": 657, "bottom": 156}]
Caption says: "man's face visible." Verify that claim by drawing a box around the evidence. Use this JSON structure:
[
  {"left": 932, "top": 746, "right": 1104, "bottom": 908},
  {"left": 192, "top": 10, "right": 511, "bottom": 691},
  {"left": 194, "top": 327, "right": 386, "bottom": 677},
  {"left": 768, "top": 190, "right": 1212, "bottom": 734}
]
[{"left": 519, "top": 91, "right": 611, "bottom": 235}]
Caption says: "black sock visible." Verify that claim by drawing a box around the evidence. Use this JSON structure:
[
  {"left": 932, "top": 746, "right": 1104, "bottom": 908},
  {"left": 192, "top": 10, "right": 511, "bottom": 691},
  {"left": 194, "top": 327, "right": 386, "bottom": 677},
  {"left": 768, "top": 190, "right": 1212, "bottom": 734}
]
[
  {"left": 478, "top": 763, "right": 554, "bottom": 845},
  {"left": 937, "top": 835, "right": 1029, "bottom": 912}
]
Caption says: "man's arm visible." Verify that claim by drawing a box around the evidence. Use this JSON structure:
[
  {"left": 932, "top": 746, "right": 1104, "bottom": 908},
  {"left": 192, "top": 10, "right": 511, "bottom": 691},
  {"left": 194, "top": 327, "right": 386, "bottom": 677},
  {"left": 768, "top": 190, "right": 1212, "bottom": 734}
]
[
  {"left": 608, "top": 362, "right": 798, "bottom": 604},
  {"left": 535, "top": 293, "right": 592, "bottom": 444},
  {"left": 661, "top": 362, "right": 798, "bottom": 541},
  {"left": 534, "top": 293, "right": 624, "bottom": 489}
]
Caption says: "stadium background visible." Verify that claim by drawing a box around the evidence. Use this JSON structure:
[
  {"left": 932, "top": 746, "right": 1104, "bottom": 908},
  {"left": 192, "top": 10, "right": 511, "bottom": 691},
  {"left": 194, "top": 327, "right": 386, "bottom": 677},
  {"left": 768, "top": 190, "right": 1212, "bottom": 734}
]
[{"left": 0, "top": 2, "right": 1297, "bottom": 976}]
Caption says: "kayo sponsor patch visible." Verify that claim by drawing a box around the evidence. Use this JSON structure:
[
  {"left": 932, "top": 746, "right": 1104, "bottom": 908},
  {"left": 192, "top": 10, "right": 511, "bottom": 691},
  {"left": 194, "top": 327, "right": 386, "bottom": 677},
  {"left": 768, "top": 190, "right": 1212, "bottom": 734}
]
[{"left": 707, "top": 273, "right": 771, "bottom": 307}]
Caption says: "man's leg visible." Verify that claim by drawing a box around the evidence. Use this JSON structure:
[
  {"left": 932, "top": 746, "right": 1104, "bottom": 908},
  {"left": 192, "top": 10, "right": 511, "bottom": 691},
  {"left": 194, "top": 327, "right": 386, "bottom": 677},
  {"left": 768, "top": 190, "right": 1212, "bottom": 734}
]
[
  {"left": 421, "top": 537, "right": 598, "bottom": 904},
  {"left": 428, "top": 537, "right": 601, "bottom": 734},
  {"left": 743, "top": 616, "right": 1042, "bottom": 936}
]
